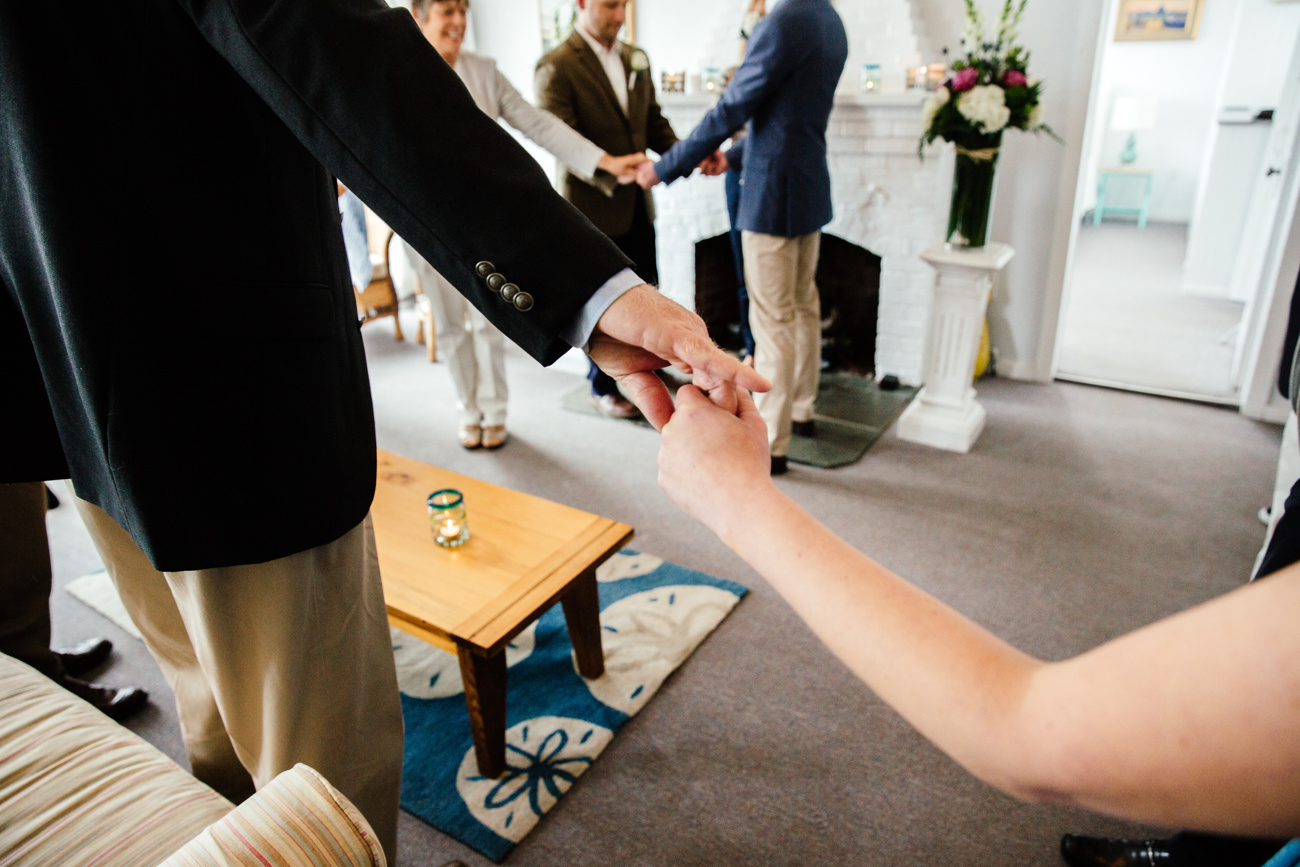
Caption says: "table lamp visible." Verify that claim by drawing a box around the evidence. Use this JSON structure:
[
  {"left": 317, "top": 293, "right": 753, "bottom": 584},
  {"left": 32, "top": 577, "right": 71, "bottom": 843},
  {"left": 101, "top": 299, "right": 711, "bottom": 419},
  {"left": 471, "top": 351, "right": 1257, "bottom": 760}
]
[{"left": 1111, "top": 96, "right": 1157, "bottom": 164}]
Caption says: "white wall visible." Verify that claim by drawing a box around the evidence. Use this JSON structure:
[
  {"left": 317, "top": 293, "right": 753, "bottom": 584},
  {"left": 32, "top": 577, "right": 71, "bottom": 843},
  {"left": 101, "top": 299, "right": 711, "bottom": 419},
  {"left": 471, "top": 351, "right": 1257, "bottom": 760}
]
[{"left": 1078, "top": 0, "right": 1239, "bottom": 224}]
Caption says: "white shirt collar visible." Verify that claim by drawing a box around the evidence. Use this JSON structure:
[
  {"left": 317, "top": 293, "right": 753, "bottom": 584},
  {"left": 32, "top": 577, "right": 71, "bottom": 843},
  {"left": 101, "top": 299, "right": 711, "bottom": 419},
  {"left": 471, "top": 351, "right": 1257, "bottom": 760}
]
[{"left": 576, "top": 23, "right": 621, "bottom": 62}]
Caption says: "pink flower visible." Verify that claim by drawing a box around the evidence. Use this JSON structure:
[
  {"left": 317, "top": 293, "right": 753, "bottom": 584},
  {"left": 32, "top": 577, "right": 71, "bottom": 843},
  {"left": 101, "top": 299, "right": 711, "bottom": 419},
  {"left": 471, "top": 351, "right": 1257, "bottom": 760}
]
[
  {"left": 950, "top": 67, "right": 979, "bottom": 92},
  {"left": 1003, "top": 70, "right": 1027, "bottom": 87}
]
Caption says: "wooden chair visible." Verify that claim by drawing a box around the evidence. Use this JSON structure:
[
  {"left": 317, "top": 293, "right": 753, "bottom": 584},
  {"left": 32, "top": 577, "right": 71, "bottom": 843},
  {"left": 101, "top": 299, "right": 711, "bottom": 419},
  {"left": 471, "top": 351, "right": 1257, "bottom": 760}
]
[{"left": 353, "top": 230, "right": 403, "bottom": 340}]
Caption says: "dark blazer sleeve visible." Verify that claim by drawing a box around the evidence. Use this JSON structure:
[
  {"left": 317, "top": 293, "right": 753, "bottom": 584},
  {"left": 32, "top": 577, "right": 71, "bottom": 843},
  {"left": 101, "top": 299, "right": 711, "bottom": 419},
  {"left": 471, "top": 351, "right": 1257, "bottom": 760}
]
[
  {"left": 177, "top": 0, "right": 631, "bottom": 365},
  {"left": 654, "top": 14, "right": 797, "bottom": 184}
]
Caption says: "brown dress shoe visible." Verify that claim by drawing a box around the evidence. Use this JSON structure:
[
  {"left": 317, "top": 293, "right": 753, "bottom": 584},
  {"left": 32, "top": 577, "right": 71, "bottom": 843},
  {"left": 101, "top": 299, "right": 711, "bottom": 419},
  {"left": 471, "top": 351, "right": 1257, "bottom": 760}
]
[
  {"left": 55, "top": 637, "right": 113, "bottom": 676},
  {"left": 589, "top": 393, "right": 641, "bottom": 419},
  {"left": 61, "top": 676, "right": 149, "bottom": 721},
  {"left": 481, "top": 424, "right": 507, "bottom": 450}
]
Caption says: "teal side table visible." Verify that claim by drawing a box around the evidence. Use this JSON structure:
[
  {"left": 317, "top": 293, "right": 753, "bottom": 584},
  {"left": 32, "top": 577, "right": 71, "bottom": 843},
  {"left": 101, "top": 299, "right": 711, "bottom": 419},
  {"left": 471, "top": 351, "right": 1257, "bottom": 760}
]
[{"left": 1093, "top": 167, "right": 1153, "bottom": 228}]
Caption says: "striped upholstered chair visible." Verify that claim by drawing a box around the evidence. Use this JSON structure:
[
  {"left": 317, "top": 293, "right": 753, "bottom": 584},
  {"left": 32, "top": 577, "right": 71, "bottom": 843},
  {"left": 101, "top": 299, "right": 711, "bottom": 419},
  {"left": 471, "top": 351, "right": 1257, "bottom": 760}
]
[{"left": 0, "top": 652, "right": 385, "bottom": 867}]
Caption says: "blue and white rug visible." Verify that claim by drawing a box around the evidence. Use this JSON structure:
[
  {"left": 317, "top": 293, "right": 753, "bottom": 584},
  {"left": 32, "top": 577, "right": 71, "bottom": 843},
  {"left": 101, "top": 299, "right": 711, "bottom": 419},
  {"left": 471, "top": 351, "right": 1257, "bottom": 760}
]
[
  {"left": 394, "top": 550, "right": 747, "bottom": 860},
  {"left": 68, "top": 550, "right": 747, "bottom": 862}
]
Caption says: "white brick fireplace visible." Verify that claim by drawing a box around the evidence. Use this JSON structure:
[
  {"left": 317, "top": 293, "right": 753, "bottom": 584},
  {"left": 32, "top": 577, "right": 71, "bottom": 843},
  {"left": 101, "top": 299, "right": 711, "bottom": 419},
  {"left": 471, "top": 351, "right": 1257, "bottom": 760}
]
[{"left": 653, "top": 92, "right": 953, "bottom": 385}]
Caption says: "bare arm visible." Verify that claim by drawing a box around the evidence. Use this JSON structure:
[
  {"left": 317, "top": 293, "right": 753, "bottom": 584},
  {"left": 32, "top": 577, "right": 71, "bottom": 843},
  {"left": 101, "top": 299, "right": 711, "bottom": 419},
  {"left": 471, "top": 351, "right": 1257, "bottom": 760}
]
[{"left": 658, "top": 385, "right": 1300, "bottom": 836}]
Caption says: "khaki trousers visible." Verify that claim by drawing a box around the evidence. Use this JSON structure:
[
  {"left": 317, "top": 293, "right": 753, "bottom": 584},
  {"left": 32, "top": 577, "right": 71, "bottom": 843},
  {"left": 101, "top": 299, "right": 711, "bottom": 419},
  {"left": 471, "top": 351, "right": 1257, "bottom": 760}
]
[
  {"left": 742, "top": 230, "right": 822, "bottom": 457},
  {"left": 72, "top": 496, "right": 404, "bottom": 864},
  {"left": 0, "top": 482, "right": 62, "bottom": 681},
  {"left": 408, "top": 246, "right": 509, "bottom": 427}
]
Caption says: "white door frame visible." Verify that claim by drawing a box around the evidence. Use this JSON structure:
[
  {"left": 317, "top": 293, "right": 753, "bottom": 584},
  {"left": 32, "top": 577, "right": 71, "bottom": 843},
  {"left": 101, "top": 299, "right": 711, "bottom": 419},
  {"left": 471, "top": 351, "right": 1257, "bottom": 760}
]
[
  {"left": 1236, "top": 31, "right": 1300, "bottom": 421},
  {"left": 1038, "top": 0, "right": 1117, "bottom": 384}
]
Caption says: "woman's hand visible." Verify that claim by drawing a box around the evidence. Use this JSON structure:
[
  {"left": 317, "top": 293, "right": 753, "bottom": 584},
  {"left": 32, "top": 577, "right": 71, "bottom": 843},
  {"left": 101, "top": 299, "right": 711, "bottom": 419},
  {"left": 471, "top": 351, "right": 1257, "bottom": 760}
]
[{"left": 658, "top": 384, "right": 775, "bottom": 539}]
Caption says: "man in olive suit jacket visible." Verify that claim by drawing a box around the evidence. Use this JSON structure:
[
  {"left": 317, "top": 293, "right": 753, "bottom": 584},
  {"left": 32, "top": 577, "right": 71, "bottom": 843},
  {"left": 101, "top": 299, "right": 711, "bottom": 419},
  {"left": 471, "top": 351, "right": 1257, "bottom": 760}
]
[
  {"left": 0, "top": 1, "right": 763, "bottom": 860},
  {"left": 536, "top": 0, "right": 723, "bottom": 417}
]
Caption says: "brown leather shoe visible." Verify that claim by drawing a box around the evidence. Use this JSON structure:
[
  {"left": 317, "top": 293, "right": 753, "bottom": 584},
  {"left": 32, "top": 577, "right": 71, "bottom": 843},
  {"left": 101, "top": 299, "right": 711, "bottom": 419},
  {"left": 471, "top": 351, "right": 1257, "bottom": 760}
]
[
  {"left": 589, "top": 393, "right": 641, "bottom": 420},
  {"left": 61, "top": 677, "right": 149, "bottom": 721},
  {"left": 55, "top": 637, "right": 113, "bottom": 676},
  {"left": 481, "top": 424, "right": 507, "bottom": 450}
]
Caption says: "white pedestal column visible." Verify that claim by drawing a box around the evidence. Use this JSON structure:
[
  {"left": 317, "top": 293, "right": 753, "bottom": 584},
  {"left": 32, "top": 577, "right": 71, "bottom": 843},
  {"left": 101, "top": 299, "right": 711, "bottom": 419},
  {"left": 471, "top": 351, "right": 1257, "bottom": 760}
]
[{"left": 896, "top": 243, "right": 1015, "bottom": 453}]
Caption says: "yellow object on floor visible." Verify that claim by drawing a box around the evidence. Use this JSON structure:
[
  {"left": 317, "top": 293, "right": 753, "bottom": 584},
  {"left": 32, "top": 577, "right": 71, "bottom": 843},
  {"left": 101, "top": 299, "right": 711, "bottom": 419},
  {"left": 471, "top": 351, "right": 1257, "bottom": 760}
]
[{"left": 974, "top": 317, "right": 991, "bottom": 380}]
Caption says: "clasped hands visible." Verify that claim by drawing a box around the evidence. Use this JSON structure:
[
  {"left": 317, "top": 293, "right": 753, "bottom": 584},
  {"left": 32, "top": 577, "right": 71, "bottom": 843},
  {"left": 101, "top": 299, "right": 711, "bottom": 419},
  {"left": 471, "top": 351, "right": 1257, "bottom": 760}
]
[
  {"left": 589, "top": 284, "right": 775, "bottom": 532},
  {"left": 598, "top": 150, "right": 730, "bottom": 190}
]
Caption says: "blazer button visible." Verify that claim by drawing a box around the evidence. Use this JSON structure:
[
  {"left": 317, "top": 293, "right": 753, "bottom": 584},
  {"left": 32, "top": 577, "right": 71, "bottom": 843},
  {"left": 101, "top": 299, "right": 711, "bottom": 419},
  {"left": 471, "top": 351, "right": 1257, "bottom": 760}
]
[
  {"left": 475, "top": 261, "right": 495, "bottom": 278},
  {"left": 500, "top": 283, "right": 519, "bottom": 303},
  {"left": 512, "top": 292, "right": 534, "bottom": 312},
  {"left": 486, "top": 273, "right": 506, "bottom": 291}
]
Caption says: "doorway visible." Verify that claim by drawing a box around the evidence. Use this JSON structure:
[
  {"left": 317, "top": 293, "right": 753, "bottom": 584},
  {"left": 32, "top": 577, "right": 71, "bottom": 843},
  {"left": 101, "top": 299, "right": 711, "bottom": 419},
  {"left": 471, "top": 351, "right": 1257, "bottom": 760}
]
[{"left": 1054, "top": 0, "right": 1300, "bottom": 405}]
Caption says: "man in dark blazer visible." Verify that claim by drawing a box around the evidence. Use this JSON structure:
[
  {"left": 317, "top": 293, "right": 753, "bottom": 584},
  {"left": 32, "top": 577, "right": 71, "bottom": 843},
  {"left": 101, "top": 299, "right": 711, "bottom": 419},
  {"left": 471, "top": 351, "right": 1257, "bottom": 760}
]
[
  {"left": 638, "top": 0, "right": 847, "bottom": 474},
  {"left": 0, "top": 1, "right": 764, "bottom": 859},
  {"left": 536, "top": 0, "right": 725, "bottom": 418}
]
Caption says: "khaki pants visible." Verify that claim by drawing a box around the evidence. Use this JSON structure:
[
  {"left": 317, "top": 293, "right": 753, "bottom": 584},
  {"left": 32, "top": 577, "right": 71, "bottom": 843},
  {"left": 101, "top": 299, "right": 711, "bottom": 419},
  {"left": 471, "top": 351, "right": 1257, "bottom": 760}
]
[
  {"left": 742, "top": 230, "right": 822, "bottom": 457},
  {"left": 0, "top": 482, "right": 62, "bottom": 681},
  {"left": 72, "top": 496, "right": 404, "bottom": 864},
  {"left": 408, "top": 245, "right": 509, "bottom": 428}
]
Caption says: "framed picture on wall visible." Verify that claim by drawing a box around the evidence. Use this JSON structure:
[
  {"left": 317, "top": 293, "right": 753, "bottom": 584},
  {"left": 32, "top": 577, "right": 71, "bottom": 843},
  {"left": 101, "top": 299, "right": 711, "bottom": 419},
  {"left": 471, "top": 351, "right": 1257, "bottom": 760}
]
[{"left": 1115, "top": 0, "right": 1205, "bottom": 41}]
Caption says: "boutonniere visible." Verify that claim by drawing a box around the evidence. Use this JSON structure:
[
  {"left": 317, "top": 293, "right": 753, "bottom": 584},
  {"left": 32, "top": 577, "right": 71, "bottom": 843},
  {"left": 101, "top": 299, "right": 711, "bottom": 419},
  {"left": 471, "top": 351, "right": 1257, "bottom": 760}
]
[{"left": 629, "top": 49, "right": 649, "bottom": 89}]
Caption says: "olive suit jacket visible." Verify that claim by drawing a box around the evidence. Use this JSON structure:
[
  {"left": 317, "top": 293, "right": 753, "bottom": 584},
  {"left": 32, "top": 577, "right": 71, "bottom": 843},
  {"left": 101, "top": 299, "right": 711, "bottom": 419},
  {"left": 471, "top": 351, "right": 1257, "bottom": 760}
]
[
  {"left": 0, "top": 0, "right": 631, "bottom": 571},
  {"left": 535, "top": 31, "right": 678, "bottom": 238}
]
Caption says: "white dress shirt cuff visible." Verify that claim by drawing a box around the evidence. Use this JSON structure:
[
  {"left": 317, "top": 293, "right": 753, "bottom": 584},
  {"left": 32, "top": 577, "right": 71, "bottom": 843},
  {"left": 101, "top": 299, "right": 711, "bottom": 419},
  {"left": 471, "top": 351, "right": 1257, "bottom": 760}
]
[{"left": 561, "top": 268, "right": 645, "bottom": 351}]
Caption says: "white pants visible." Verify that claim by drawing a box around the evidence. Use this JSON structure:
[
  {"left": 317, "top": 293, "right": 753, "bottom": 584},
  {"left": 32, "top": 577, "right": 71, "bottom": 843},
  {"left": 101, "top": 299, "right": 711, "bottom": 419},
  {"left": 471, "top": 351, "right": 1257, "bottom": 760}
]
[
  {"left": 72, "top": 496, "right": 404, "bottom": 865},
  {"left": 408, "top": 245, "right": 508, "bottom": 427},
  {"left": 742, "top": 230, "right": 822, "bottom": 457}
]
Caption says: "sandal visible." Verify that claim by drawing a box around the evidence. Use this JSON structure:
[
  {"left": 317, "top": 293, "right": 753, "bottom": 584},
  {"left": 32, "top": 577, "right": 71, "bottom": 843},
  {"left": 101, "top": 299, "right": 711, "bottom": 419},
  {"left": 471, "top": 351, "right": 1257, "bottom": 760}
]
[
  {"left": 458, "top": 425, "right": 482, "bottom": 449},
  {"left": 481, "top": 424, "right": 507, "bottom": 450}
]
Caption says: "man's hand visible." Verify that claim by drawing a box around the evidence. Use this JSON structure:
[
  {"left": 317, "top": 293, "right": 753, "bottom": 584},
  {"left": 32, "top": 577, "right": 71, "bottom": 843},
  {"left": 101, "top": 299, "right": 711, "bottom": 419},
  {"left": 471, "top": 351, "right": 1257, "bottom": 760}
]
[
  {"left": 697, "top": 149, "right": 729, "bottom": 176},
  {"left": 635, "top": 159, "right": 660, "bottom": 190},
  {"left": 597, "top": 152, "right": 648, "bottom": 185},
  {"left": 588, "top": 284, "right": 770, "bottom": 430}
]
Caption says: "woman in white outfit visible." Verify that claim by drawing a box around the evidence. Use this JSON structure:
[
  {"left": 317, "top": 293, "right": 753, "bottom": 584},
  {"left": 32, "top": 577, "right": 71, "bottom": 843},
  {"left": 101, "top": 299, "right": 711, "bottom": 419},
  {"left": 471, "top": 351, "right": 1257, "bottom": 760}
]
[{"left": 409, "top": 0, "right": 643, "bottom": 449}]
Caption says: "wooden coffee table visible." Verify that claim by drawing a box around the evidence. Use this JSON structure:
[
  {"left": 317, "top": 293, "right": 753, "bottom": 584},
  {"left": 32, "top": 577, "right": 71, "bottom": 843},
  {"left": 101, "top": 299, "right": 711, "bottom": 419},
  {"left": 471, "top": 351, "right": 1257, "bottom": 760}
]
[{"left": 371, "top": 450, "right": 633, "bottom": 778}]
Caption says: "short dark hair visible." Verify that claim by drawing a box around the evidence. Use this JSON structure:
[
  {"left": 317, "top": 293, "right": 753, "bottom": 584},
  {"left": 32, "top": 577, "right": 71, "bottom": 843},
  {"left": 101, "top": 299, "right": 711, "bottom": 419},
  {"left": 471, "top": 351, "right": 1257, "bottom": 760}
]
[{"left": 412, "top": 0, "right": 468, "bottom": 17}]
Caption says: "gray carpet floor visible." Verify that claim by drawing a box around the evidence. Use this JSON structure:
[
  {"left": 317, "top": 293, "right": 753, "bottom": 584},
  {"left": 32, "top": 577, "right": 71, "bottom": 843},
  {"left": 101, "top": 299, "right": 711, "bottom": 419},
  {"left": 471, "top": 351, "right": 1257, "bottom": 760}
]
[
  {"left": 1057, "top": 222, "right": 1245, "bottom": 400},
  {"left": 44, "top": 314, "right": 1283, "bottom": 866}
]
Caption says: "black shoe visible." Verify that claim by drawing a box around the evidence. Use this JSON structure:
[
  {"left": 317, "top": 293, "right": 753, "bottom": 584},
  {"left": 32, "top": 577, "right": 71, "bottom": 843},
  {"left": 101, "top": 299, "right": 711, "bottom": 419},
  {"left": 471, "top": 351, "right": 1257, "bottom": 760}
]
[
  {"left": 771, "top": 455, "right": 788, "bottom": 475},
  {"left": 45, "top": 483, "right": 60, "bottom": 509},
  {"left": 61, "top": 676, "right": 149, "bottom": 721},
  {"left": 1061, "top": 834, "right": 1174, "bottom": 866},
  {"left": 55, "top": 637, "right": 113, "bottom": 677},
  {"left": 792, "top": 419, "right": 816, "bottom": 438}
]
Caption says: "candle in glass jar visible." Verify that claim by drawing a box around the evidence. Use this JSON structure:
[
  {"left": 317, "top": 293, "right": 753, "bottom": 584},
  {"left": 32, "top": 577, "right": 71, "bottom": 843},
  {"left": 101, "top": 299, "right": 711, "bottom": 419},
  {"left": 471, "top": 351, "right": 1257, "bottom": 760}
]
[{"left": 428, "top": 488, "right": 470, "bottom": 548}]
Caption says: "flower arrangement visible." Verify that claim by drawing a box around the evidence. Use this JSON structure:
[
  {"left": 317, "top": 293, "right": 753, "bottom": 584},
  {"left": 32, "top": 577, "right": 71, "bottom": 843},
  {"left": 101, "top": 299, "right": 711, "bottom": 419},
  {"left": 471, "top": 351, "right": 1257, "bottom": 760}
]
[{"left": 919, "top": 0, "right": 1057, "bottom": 246}]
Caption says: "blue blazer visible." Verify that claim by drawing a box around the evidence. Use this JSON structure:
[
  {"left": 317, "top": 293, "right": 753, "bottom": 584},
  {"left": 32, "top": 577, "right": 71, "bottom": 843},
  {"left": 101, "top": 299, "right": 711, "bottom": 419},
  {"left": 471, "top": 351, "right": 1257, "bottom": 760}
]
[{"left": 655, "top": 0, "right": 847, "bottom": 238}]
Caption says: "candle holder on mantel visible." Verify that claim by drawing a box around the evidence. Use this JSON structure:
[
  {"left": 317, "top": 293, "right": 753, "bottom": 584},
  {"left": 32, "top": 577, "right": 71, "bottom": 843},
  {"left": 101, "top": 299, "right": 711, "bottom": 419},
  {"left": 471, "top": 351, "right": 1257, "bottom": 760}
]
[
  {"left": 895, "top": 242, "right": 1015, "bottom": 454},
  {"left": 428, "top": 489, "right": 470, "bottom": 548}
]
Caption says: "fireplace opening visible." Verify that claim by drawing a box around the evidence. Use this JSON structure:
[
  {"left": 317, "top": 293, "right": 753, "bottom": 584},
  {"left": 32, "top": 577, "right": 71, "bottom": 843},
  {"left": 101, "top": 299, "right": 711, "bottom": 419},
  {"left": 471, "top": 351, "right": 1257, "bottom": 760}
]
[{"left": 694, "top": 233, "right": 881, "bottom": 373}]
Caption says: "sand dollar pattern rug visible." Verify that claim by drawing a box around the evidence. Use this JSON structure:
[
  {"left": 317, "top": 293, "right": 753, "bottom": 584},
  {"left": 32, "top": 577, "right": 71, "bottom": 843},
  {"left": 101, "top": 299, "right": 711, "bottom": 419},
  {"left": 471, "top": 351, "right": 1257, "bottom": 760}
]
[
  {"left": 394, "top": 550, "right": 747, "bottom": 860},
  {"left": 67, "top": 550, "right": 747, "bottom": 862}
]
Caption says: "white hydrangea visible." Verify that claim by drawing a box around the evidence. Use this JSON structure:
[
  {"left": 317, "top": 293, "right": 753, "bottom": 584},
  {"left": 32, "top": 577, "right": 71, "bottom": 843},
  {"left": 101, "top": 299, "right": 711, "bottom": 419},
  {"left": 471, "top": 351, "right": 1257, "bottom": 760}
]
[
  {"left": 921, "top": 87, "right": 950, "bottom": 130},
  {"left": 1028, "top": 103, "right": 1044, "bottom": 130},
  {"left": 957, "top": 85, "right": 1011, "bottom": 133}
]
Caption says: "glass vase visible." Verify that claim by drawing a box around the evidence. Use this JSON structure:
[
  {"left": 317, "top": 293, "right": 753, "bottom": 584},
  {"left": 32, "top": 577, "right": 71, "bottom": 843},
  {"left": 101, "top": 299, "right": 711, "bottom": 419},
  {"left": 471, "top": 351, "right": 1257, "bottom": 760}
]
[{"left": 946, "top": 143, "right": 1001, "bottom": 249}]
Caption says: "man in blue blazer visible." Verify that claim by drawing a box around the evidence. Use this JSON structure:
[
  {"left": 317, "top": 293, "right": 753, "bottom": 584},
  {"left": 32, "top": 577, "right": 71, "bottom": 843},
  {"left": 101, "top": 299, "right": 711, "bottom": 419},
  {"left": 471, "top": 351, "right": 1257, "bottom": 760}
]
[{"left": 639, "top": 0, "right": 847, "bottom": 473}]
